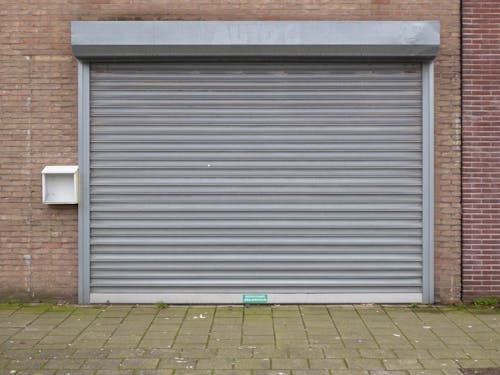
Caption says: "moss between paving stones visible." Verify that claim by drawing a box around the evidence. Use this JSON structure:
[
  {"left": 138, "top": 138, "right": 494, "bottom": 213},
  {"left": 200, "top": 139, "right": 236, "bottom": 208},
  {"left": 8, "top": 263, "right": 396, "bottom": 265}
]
[{"left": 0, "top": 304, "right": 499, "bottom": 374}]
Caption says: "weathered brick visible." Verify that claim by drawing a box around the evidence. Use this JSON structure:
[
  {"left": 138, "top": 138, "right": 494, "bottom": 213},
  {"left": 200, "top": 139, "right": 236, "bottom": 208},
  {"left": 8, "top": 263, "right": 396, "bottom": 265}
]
[
  {"left": 0, "top": 0, "right": 461, "bottom": 303},
  {"left": 462, "top": 0, "right": 500, "bottom": 300}
]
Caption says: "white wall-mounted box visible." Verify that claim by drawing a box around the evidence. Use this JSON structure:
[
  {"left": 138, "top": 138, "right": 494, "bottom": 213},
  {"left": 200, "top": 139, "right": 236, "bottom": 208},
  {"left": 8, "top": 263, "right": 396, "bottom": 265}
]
[{"left": 42, "top": 166, "right": 79, "bottom": 204}]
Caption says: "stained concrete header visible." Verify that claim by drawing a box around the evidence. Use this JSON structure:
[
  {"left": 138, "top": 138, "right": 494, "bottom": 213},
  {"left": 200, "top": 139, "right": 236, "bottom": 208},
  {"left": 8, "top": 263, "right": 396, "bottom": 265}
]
[{"left": 71, "top": 21, "right": 440, "bottom": 58}]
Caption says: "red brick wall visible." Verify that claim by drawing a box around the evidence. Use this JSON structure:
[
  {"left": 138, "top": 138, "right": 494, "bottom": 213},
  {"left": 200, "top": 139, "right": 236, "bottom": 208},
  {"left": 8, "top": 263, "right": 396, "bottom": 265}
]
[
  {"left": 462, "top": 0, "right": 500, "bottom": 300},
  {"left": 0, "top": 0, "right": 461, "bottom": 303}
]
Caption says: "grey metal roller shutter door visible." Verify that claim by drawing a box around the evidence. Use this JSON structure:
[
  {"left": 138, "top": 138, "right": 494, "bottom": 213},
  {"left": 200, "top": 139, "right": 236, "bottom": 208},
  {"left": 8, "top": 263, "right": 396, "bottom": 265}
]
[{"left": 89, "top": 62, "right": 423, "bottom": 303}]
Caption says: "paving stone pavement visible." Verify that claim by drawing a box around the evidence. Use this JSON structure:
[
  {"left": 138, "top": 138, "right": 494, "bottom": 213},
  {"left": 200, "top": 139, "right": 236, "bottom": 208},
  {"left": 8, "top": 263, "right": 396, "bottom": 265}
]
[{"left": 0, "top": 304, "right": 499, "bottom": 375}]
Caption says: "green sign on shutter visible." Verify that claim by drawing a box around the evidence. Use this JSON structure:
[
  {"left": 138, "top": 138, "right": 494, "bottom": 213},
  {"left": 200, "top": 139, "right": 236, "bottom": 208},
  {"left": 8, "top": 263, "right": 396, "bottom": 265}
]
[{"left": 243, "top": 294, "right": 268, "bottom": 304}]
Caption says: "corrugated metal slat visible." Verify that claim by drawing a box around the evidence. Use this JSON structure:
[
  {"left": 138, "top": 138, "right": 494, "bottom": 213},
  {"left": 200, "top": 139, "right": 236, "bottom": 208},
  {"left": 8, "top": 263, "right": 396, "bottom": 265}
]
[{"left": 89, "top": 61, "right": 423, "bottom": 298}]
